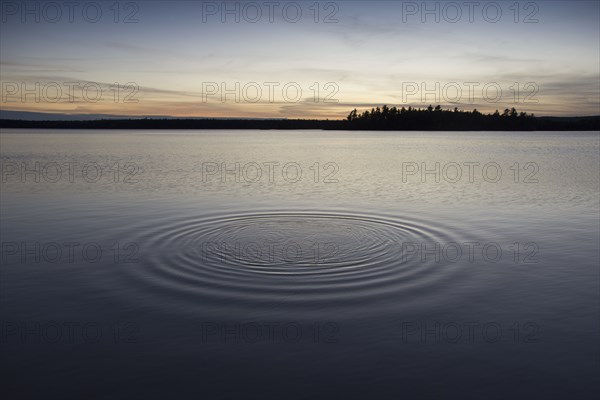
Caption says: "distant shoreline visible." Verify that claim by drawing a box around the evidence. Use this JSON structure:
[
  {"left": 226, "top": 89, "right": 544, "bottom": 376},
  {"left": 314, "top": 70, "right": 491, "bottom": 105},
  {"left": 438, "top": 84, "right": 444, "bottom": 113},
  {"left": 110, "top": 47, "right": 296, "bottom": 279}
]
[
  {"left": 2, "top": 105, "right": 599, "bottom": 131},
  {"left": 1, "top": 116, "right": 599, "bottom": 131}
]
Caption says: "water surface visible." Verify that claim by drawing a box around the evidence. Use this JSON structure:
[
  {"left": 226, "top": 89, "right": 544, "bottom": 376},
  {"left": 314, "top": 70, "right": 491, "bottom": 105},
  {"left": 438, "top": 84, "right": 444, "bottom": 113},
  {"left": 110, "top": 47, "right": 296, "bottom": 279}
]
[{"left": 1, "top": 130, "right": 599, "bottom": 399}]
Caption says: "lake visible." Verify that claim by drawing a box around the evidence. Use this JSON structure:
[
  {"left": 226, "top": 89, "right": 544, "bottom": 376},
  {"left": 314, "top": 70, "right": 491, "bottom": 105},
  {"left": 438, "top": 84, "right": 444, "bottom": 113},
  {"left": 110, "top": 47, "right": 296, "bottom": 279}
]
[{"left": 1, "top": 129, "right": 599, "bottom": 399}]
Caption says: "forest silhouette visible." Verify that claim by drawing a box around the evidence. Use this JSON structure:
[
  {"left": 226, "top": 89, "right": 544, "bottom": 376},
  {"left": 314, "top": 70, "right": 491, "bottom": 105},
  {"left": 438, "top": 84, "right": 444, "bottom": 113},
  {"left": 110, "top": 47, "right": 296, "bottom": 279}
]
[{"left": 346, "top": 105, "right": 540, "bottom": 130}]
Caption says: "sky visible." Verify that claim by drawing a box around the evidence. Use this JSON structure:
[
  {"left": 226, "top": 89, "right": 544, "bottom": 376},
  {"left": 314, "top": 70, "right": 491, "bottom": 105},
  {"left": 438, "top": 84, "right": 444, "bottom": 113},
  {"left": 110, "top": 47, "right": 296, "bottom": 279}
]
[{"left": 1, "top": 0, "right": 599, "bottom": 118}]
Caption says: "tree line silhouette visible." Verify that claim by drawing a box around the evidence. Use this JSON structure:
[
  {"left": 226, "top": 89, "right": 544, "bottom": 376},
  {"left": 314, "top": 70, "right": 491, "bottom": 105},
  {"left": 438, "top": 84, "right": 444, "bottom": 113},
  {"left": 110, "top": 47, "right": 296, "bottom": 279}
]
[
  {"left": 344, "top": 105, "right": 599, "bottom": 130},
  {"left": 346, "top": 105, "right": 542, "bottom": 130},
  {"left": 1, "top": 105, "right": 598, "bottom": 130}
]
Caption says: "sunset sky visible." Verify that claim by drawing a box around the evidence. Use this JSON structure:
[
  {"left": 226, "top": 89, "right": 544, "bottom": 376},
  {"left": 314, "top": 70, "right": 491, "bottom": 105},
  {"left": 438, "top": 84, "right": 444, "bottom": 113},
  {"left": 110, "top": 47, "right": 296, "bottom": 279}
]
[{"left": 1, "top": 0, "right": 599, "bottom": 118}]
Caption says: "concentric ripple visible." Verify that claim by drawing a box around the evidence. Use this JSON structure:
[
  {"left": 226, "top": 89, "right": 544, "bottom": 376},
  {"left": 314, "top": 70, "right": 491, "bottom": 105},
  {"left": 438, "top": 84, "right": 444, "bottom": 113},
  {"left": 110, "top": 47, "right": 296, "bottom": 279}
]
[{"left": 120, "top": 210, "right": 469, "bottom": 314}]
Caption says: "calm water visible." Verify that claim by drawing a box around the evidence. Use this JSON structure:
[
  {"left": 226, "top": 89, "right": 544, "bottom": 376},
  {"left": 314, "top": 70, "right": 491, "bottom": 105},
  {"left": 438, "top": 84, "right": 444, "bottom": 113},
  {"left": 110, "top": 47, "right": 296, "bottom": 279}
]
[{"left": 1, "top": 130, "right": 599, "bottom": 399}]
